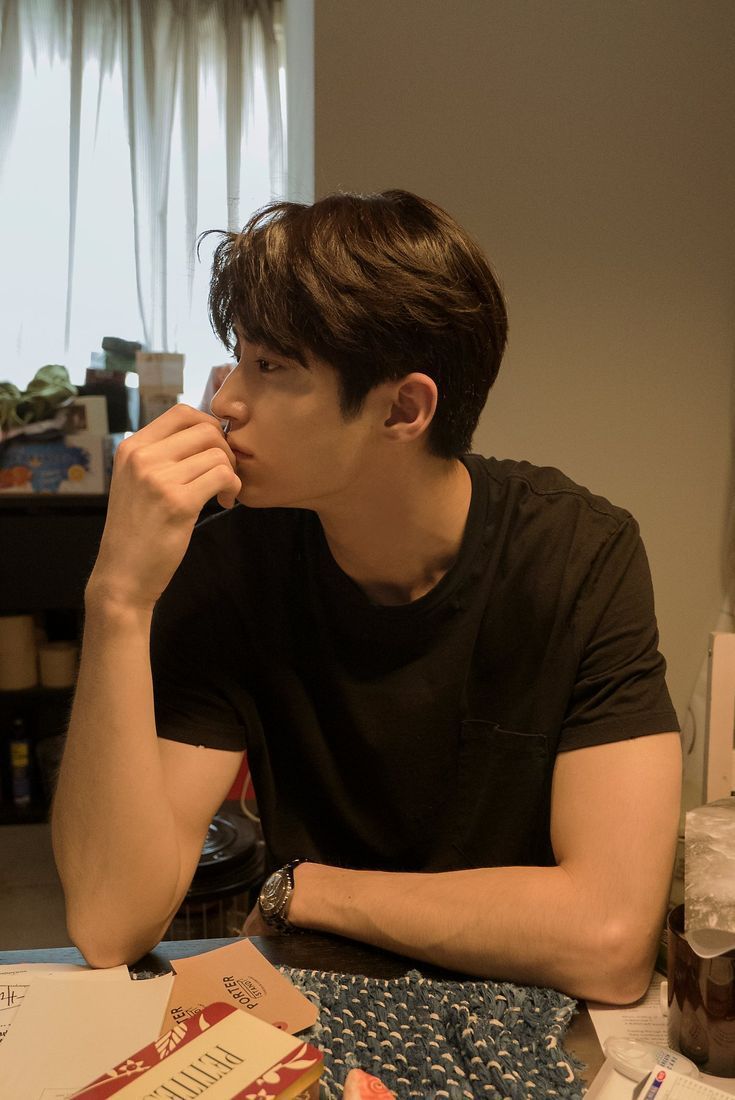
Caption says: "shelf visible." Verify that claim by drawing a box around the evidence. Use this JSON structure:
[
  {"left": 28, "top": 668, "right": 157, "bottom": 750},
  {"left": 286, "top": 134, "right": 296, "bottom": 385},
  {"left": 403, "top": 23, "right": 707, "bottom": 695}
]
[
  {"left": 0, "top": 685, "right": 75, "bottom": 739},
  {"left": 0, "top": 685, "right": 74, "bottom": 705},
  {"left": 1, "top": 686, "right": 69, "bottom": 822},
  {"left": 0, "top": 505, "right": 107, "bottom": 611},
  {"left": 0, "top": 501, "right": 103, "bottom": 823},
  {"left": 0, "top": 494, "right": 108, "bottom": 512},
  {"left": 0, "top": 802, "right": 48, "bottom": 826}
]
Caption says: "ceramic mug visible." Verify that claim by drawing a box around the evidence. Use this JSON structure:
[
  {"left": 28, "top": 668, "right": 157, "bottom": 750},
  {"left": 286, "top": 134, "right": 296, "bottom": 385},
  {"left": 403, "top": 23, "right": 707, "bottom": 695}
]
[{"left": 667, "top": 904, "right": 735, "bottom": 1077}]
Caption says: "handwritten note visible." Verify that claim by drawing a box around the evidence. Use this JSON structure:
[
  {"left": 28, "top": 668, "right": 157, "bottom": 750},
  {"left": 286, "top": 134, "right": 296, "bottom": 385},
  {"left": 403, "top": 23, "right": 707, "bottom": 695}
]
[
  {"left": 0, "top": 970, "right": 173, "bottom": 1100},
  {"left": 0, "top": 964, "right": 129, "bottom": 1045},
  {"left": 0, "top": 977, "right": 23, "bottom": 1042}
]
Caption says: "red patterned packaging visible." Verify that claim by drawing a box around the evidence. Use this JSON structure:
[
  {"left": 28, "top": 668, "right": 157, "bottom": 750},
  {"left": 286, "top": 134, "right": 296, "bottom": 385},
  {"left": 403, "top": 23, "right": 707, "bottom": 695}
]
[{"left": 70, "top": 1000, "right": 322, "bottom": 1099}]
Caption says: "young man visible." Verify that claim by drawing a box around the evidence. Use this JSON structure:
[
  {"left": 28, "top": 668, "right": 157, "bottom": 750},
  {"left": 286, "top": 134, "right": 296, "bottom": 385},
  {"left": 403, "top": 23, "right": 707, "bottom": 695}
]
[{"left": 52, "top": 190, "right": 681, "bottom": 1003}]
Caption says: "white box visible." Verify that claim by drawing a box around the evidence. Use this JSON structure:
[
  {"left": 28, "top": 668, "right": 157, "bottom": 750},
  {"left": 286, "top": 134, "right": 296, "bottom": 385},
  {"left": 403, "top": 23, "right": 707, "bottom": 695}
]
[
  {"left": 63, "top": 395, "right": 109, "bottom": 435},
  {"left": 639, "top": 1064, "right": 733, "bottom": 1098}
]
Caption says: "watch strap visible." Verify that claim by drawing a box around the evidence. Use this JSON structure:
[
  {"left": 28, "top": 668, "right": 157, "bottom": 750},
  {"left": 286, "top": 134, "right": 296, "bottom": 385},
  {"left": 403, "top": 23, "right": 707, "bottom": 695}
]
[{"left": 259, "top": 858, "right": 309, "bottom": 933}]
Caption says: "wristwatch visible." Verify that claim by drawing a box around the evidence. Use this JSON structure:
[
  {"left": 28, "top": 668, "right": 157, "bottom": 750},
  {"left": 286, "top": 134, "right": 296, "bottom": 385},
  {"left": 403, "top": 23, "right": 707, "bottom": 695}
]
[{"left": 257, "top": 858, "right": 308, "bottom": 932}]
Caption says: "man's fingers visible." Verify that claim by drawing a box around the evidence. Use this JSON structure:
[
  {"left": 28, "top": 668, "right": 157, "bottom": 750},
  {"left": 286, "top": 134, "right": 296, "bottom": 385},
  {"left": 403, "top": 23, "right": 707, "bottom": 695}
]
[
  {"left": 156, "top": 420, "right": 235, "bottom": 466},
  {"left": 194, "top": 466, "right": 242, "bottom": 510},
  {"left": 114, "top": 407, "right": 231, "bottom": 473},
  {"left": 128, "top": 403, "right": 221, "bottom": 445},
  {"left": 134, "top": 419, "right": 236, "bottom": 471},
  {"left": 165, "top": 447, "right": 239, "bottom": 486},
  {"left": 113, "top": 445, "right": 241, "bottom": 516},
  {"left": 168, "top": 448, "right": 240, "bottom": 508}
]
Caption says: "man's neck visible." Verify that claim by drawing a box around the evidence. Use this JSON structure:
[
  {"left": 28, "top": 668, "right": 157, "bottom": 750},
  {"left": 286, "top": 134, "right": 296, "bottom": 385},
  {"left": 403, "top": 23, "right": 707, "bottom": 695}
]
[{"left": 318, "top": 456, "right": 473, "bottom": 607}]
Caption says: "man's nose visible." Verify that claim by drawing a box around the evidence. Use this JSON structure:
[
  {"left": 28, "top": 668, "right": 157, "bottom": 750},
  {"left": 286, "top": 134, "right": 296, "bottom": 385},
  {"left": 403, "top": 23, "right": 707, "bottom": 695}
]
[
  {"left": 210, "top": 372, "right": 249, "bottom": 426},
  {"left": 211, "top": 396, "right": 249, "bottom": 425}
]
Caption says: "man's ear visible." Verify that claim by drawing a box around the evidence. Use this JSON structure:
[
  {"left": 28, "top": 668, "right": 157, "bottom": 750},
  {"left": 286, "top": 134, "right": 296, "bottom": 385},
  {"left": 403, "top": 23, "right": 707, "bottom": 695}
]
[{"left": 383, "top": 373, "right": 438, "bottom": 443}]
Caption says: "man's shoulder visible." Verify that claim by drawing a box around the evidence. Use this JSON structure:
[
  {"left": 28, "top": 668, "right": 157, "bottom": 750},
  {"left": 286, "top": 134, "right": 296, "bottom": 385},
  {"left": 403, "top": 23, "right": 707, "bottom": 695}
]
[{"left": 468, "top": 454, "right": 635, "bottom": 531}]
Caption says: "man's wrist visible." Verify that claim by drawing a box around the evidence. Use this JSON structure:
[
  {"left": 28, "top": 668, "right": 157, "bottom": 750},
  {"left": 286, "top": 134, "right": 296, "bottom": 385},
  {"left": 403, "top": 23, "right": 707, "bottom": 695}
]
[
  {"left": 288, "top": 862, "right": 363, "bottom": 933},
  {"left": 84, "top": 576, "right": 156, "bottom": 625},
  {"left": 268, "top": 861, "right": 375, "bottom": 938},
  {"left": 287, "top": 860, "right": 321, "bottom": 929}
]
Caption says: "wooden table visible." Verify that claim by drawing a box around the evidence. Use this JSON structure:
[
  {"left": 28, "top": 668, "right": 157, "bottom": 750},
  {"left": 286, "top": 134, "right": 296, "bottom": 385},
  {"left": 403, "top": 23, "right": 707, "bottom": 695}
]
[{"left": 0, "top": 931, "right": 604, "bottom": 1086}]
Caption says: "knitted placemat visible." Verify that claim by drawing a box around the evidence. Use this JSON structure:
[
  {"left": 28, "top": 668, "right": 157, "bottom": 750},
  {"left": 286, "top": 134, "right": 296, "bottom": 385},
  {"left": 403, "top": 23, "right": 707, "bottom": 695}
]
[{"left": 281, "top": 967, "right": 584, "bottom": 1099}]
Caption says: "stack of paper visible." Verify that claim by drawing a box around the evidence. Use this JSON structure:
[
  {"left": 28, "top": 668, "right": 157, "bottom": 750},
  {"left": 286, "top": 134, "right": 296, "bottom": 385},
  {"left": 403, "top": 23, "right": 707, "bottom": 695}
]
[
  {"left": 0, "top": 940, "right": 320, "bottom": 1100},
  {"left": 0, "top": 963, "right": 172, "bottom": 1099}
]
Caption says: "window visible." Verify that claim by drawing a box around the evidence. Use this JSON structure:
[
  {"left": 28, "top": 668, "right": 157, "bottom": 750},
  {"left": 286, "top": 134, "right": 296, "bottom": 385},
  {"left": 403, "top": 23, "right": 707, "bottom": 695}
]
[{"left": 0, "top": 0, "right": 291, "bottom": 408}]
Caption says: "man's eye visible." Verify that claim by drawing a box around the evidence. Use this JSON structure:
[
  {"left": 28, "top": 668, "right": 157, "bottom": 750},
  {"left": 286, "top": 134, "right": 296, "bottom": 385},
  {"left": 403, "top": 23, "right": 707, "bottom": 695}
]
[{"left": 257, "top": 359, "right": 279, "bottom": 373}]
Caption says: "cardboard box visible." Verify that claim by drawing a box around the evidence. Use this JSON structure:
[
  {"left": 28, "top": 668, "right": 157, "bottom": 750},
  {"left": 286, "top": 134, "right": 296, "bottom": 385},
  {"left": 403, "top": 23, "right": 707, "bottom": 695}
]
[
  {"left": 0, "top": 432, "right": 110, "bottom": 494},
  {"left": 135, "top": 353, "right": 184, "bottom": 427},
  {"left": 135, "top": 351, "right": 185, "bottom": 389}
]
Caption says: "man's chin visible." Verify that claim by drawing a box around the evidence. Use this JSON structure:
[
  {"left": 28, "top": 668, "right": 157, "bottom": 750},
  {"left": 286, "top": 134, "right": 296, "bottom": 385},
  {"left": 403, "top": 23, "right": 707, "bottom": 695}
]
[
  {"left": 238, "top": 491, "right": 317, "bottom": 513},
  {"left": 235, "top": 483, "right": 292, "bottom": 510}
]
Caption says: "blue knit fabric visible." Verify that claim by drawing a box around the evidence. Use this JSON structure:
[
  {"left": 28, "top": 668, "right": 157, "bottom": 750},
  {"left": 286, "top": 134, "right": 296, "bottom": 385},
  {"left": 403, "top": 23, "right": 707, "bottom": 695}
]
[{"left": 281, "top": 967, "right": 583, "bottom": 1099}]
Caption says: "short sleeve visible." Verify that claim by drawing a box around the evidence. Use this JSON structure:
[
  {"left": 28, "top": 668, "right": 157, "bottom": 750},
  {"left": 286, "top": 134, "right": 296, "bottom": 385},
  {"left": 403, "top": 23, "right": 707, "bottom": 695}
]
[
  {"left": 150, "top": 533, "right": 250, "bottom": 752},
  {"left": 559, "top": 517, "right": 679, "bottom": 751}
]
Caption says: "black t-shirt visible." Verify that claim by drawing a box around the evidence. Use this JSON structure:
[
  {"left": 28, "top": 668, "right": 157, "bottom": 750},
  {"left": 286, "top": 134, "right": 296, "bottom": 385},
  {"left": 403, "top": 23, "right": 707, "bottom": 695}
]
[{"left": 151, "top": 455, "right": 678, "bottom": 872}]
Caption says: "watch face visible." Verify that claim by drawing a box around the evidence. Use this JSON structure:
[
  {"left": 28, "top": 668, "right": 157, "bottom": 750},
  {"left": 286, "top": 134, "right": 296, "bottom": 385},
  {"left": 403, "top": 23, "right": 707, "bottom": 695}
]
[{"left": 259, "top": 869, "right": 289, "bottom": 918}]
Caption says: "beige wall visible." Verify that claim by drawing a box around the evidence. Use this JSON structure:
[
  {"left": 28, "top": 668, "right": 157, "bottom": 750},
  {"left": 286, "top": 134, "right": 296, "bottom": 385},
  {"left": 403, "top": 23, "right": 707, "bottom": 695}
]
[{"left": 313, "top": 0, "right": 735, "bottom": 722}]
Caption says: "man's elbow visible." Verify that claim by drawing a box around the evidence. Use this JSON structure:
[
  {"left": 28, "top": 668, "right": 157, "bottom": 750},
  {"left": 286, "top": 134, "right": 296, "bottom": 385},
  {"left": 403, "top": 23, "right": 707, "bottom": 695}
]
[
  {"left": 66, "top": 910, "right": 164, "bottom": 971},
  {"left": 588, "top": 920, "right": 657, "bottom": 1005}
]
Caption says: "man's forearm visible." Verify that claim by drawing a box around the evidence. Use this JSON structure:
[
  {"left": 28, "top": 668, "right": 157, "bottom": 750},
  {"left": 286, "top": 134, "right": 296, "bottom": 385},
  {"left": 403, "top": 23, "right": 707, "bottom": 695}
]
[
  {"left": 52, "top": 594, "right": 186, "bottom": 967},
  {"left": 288, "top": 862, "right": 658, "bottom": 1004},
  {"left": 287, "top": 735, "right": 680, "bottom": 1004}
]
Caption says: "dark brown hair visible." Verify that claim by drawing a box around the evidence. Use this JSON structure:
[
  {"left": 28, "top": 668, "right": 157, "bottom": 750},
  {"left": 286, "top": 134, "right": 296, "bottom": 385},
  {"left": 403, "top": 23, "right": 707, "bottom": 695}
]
[{"left": 207, "top": 190, "right": 508, "bottom": 458}]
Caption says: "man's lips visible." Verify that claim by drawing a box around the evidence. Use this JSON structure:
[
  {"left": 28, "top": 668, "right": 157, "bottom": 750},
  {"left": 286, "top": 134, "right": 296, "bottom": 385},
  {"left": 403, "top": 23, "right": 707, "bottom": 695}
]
[{"left": 229, "top": 445, "right": 254, "bottom": 460}]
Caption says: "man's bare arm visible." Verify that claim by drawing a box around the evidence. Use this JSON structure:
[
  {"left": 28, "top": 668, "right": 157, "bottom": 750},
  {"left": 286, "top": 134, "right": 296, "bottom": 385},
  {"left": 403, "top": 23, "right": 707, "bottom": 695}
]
[
  {"left": 52, "top": 605, "right": 242, "bottom": 966},
  {"left": 52, "top": 406, "right": 243, "bottom": 968},
  {"left": 285, "top": 732, "right": 681, "bottom": 1003}
]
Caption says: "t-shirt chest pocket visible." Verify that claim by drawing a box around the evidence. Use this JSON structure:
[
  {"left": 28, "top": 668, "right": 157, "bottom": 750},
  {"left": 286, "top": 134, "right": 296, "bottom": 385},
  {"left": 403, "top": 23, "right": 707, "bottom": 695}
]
[{"left": 449, "top": 719, "right": 553, "bottom": 868}]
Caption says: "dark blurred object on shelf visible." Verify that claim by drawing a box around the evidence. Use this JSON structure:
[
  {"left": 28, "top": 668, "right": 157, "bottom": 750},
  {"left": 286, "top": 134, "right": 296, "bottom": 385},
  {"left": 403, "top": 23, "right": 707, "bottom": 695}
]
[
  {"left": 36, "top": 733, "right": 66, "bottom": 803},
  {"left": 79, "top": 335, "right": 144, "bottom": 432},
  {"left": 80, "top": 369, "right": 139, "bottom": 433},
  {"left": 101, "top": 336, "right": 142, "bottom": 368},
  {"left": 166, "top": 805, "right": 264, "bottom": 940}
]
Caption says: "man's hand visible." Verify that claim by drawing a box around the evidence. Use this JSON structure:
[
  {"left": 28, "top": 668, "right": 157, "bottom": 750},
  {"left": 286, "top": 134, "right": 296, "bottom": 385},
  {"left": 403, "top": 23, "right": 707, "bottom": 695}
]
[{"left": 89, "top": 405, "right": 242, "bottom": 611}]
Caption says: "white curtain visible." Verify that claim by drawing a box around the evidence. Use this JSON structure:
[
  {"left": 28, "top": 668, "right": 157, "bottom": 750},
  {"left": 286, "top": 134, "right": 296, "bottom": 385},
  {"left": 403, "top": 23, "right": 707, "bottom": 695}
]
[{"left": 0, "top": 0, "right": 285, "bottom": 403}]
